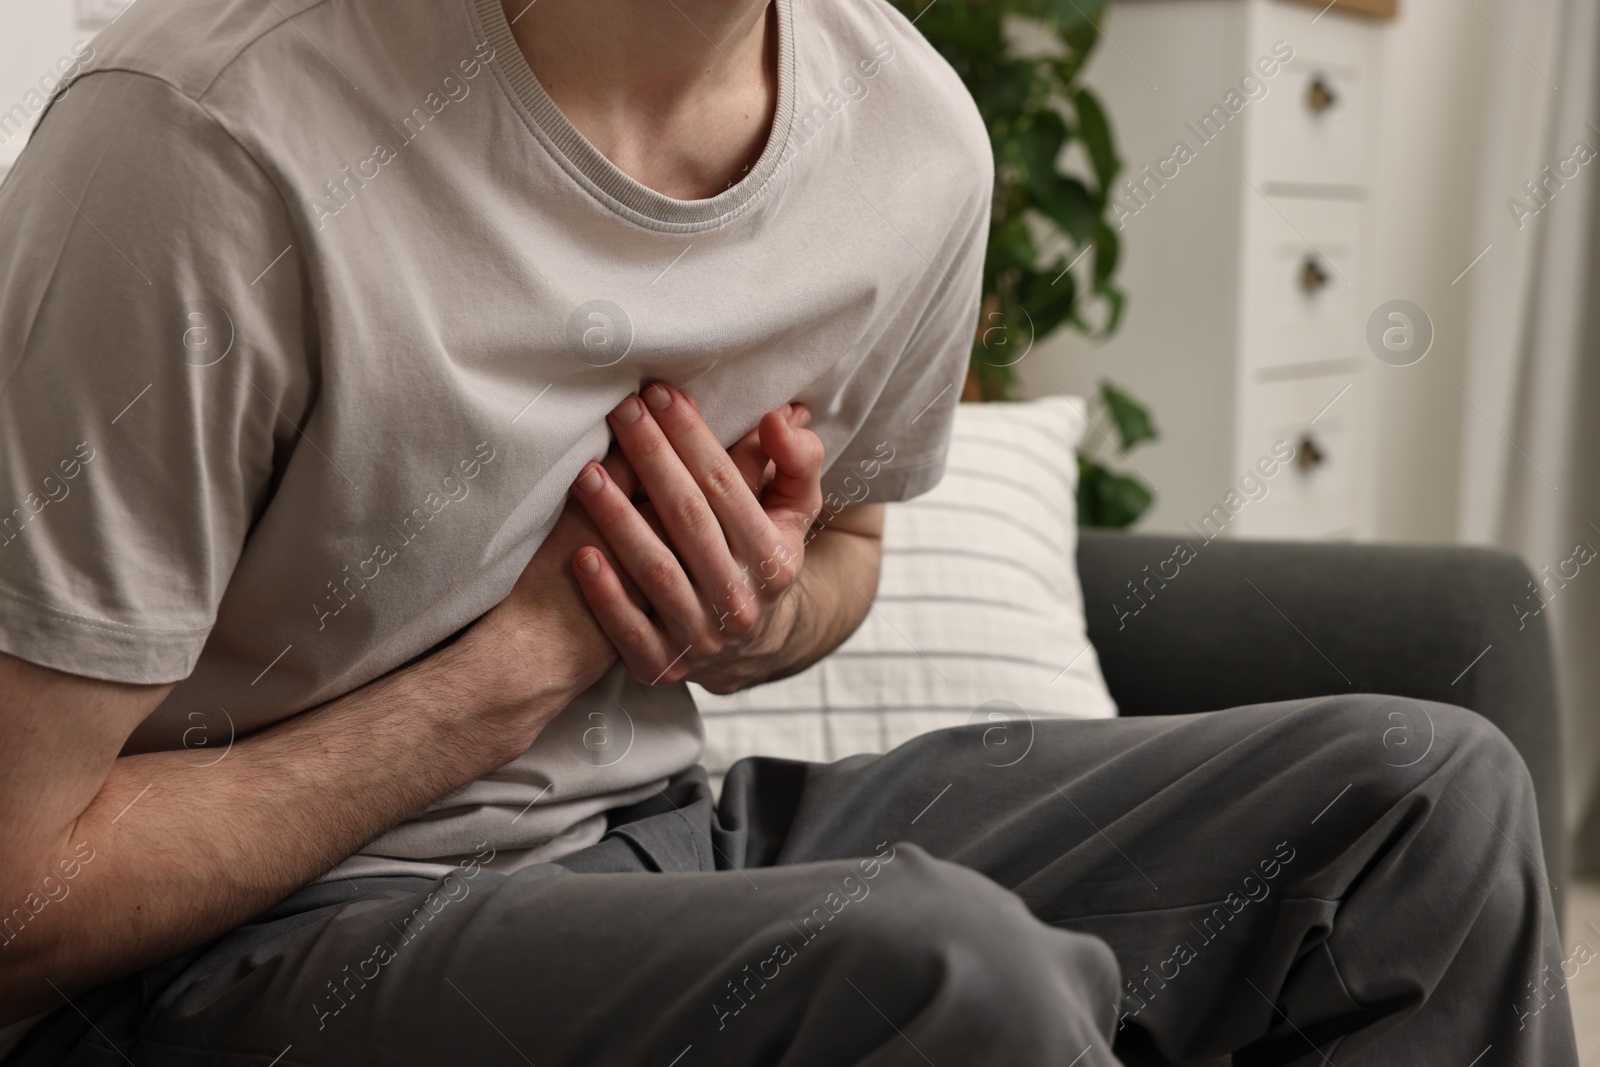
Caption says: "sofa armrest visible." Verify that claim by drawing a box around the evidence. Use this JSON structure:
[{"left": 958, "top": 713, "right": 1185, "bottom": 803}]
[{"left": 1076, "top": 529, "right": 1565, "bottom": 889}]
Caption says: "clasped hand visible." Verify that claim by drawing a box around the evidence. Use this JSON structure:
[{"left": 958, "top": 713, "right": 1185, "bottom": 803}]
[{"left": 567, "top": 383, "right": 825, "bottom": 695}]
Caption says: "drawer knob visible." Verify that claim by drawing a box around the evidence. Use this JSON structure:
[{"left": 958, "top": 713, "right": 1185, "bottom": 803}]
[
  {"left": 1307, "top": 75, "right": 1338, "bottom": 114},
  {"left": 1296, "top": 433, "right": 1327, "bottom": 472},
  {"left": 1299, "top": 256, "right": 1331, "bottom": 294}
]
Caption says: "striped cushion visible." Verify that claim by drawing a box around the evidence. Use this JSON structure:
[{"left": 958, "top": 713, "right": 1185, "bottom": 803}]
[{"left": 693, "top": 397, "right": 1118, "bottom": 777}]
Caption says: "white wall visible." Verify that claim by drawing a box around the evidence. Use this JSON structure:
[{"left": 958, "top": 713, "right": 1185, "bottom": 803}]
[
  {"left": 1019, "top": 0, "right": 1494, "bottom": 546},
  {"left": 1015, "top": 1, "right": 1249, "bottom": 537},
  {"left": 0, "top": 1, "right": 126, "bottom": 174}
]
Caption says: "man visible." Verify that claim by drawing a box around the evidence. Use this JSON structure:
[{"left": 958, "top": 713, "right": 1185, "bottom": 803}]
[{"left": 0, "top": 0, "right": 1575, "bottom": 1063}]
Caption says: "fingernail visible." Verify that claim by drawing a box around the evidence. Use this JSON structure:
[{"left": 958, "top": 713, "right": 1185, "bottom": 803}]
[
  {"left": 575, "top": 464, "right": 604, "bottom": 495},
  {"left": 576, "top": 551, "right": 601, "bottom": 576},
  {"left": 611, "top": 396, "right": 643, "bottom": 424},
  {"left": 645, "top": 384, "right": 671, "bottom": 412}
]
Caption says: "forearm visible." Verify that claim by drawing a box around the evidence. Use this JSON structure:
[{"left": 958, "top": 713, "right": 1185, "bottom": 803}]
[
  {"left": 0, "top": 630, "right": 581, "bottom": 1025},
  {"left": 763, "top": 509, "right": 884, "bottom": 682}
]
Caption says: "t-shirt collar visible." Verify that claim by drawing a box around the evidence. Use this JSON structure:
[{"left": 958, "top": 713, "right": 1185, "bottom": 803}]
[{"left": 470, "top": 0, "right": 796, "bottom": 231}]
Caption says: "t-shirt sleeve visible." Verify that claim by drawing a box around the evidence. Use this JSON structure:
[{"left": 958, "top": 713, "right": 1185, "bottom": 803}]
[
  {"left": 0, "top": 71, "right": 313, "bottom": 684},
  {"left": 820, "top": 177, "right": 989, "bottom": 509}
]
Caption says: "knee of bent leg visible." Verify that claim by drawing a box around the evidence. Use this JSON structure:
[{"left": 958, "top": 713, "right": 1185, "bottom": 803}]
[
  {"left": 816, "top": 846, "right": 1118, "bottom": 1026},
  {"left": 1408, "top": 700, "right": 1534, "bottom": 794},
  {"left": 841, "top": 843, "right": 1034, "bottom": 928},
  {"left": 1354, "top": 696, "right": 1543, "bottom": 841},
  {"left": 1310, "top": 694, "right": 1532, "bottom": 791}
]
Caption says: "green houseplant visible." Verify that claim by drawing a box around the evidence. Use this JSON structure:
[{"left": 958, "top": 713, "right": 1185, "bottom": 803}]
[{"left": 887, "top": 0, "right": 1157, "bottom": 527}]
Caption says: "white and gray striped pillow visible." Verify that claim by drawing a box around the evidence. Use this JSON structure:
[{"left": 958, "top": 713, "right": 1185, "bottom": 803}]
[{"left": 693, "top": 396, "right": 1118, "bottom": 777}]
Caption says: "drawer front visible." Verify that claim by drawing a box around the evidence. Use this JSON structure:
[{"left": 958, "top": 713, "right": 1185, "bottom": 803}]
[
  {"left": 1249, "top": 0, "right": 1374, "bottom": 187},
  {"left": 1228, "top": 375, "right": 1357, "bottom": 540},
  {"left": 1239, "top": 195, "right": 1364, "bottom": 374}
]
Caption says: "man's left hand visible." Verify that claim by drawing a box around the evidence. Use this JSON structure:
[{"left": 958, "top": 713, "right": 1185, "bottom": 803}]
[{"left": 567, "top": 382, "right": 826, "bottom": 694}]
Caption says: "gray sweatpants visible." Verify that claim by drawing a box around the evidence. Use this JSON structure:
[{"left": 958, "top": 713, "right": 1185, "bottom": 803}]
[{"left": 12, "top": 696, "right": 1576, "bottom": 1066}]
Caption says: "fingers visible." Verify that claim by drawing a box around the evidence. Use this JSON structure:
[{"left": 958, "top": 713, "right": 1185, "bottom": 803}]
[
  {"left": 606, "top": 389, "right": 749, "bottom": 596},
  {"left": 728, "top": 402, "right": 810, "bottom": 494},
  {"left": 580, "top": 386, "right": 820, "bottom": 611},
  {"left": 569, "top": 390, "right": 820, "bottom": 687},
  {"left": 643, "top": 383, "right": 775, "bottom": 547},
  {"left": 569, "top": 546, "right": 683, "bottom": 683},
  {"left": 599, "top": 444, "right": 639, "bottom": 499},
  {"left": 632, "top": 383, "right": 798, "bottom": 567},
  {"left": 727, "top": 424, "right": 770, "bottom": 496},
  {"left": 755, "top": 407, "right": 826, "bottom": 539},
  {"left": 569, "top": 460, "right": 707, "bottom": 646}
]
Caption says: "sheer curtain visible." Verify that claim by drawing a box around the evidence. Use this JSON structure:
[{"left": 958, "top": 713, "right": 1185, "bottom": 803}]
[{"left": 1458, "top": 0, "right": 1600, "bottom": 870}]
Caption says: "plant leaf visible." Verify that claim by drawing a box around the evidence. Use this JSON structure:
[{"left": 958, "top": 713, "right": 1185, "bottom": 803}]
[
  {"left": 1039, "top": 0, "right": 1106, "bottom": 36},
  {"left": 1091, "top": 220, "right": 1120, "bottom": 282},
  {"left": 988, "top": 215, "right": 1037, "bottom": 276},
  {"left": 1077, "top": 456, "right": 1154, "bottom": 528},
  {"left": 1100, "top": 380, "right": 1157, "bottom": 450},
  {"left": 1030, "top": 173, "right": 1098, "bottom": 245},
  {"left": 1018, "top": 266, "right": 1078, "bottom": 342},
  {"left": 1073, "top": 87, "right": 1121, "bottom": 195}
]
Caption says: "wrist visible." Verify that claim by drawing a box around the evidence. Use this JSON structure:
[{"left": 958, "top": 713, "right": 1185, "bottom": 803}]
[
  {"left": 756, "top": 528, "right": 877, "bottom": 685},
  {"left": 757, "top": 576, "right": 814, "bottom": 682},
  {"left": 464, "top": 598, "right": 614, "bottom": 707}
]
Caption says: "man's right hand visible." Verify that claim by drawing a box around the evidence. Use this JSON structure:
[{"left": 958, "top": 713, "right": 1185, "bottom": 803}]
[{"left": 470, "top": 402, "right": 811, "bottom": 758}]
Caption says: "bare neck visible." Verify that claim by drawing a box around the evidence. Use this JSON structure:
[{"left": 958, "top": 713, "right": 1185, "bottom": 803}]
[{"left": 502, "top": 0, "right": 779, "bottom": 200}]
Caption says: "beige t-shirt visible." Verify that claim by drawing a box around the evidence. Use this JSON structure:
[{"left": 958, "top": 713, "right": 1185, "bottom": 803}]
[{"left": 0, "top": 0, "right": 991, "bottom": 879}]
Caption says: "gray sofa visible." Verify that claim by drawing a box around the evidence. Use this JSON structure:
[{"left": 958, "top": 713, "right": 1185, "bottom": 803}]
[{"left": 1077, "top": 529, "right": 1566, "bottom": 911}]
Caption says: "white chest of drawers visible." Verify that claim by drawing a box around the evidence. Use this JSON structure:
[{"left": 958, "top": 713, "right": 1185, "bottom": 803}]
[{"left": 1022, "top": 0, "right": 1390, "bottom": 540}]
